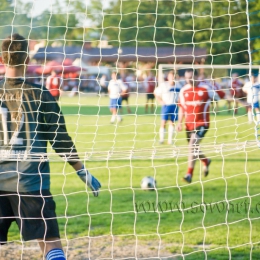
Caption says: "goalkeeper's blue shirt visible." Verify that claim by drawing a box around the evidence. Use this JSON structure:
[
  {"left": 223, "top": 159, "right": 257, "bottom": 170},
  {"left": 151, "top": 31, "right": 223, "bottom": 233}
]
[{"left": 0, "top": 78, "right": 80, "bottom": 192}]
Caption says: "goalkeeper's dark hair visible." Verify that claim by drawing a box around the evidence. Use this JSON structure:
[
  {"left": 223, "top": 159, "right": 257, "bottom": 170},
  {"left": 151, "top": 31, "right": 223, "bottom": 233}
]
[{"left": 1, "top": 34, "right": 28, "bottom": 67}]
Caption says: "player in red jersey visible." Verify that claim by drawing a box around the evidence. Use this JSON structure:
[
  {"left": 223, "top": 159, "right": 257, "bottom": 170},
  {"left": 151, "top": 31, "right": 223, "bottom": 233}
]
[
  {"left": 46, "top": 70, "right": 61, "bottom": 100},
  {"left": 177, "top": 71, "right": 222, "bottom": 183},
  {"left": 226, "top": 73, "right": 247, "bottom": 114},
  {"left": 230, "top": 73, "right": 244, "bottom": 99}
]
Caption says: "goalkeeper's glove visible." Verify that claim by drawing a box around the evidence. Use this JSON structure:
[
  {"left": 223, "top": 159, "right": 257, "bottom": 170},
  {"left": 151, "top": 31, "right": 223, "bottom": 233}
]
[{"left": 77, "top": 166, "right": 101, "bottom": 197}]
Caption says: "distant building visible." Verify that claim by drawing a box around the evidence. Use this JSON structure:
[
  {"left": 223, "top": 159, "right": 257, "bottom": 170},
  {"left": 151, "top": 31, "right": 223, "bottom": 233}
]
[{"left": 33, "top": 45, "right": 207, "bottom": 65}]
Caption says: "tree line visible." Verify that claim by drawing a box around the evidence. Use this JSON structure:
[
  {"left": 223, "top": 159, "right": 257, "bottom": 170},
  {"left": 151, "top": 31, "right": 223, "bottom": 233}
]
[{"left": 0, "top": 0, "right": 259, "bottom": 65}]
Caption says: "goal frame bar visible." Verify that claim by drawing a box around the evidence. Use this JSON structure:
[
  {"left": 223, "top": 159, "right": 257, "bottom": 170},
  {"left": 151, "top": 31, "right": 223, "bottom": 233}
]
[{"left": 158, "top": 64, "right": 260, "bottom": 84}]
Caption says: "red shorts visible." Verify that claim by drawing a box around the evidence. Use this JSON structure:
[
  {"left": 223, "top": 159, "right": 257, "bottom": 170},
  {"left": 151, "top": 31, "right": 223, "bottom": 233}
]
[{"left": 230, "top": 89, "right": 243, "bottom": 98}]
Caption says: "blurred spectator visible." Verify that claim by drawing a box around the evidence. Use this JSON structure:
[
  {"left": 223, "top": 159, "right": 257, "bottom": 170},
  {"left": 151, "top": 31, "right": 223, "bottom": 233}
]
[
  {"left": 99, "top": 74, "right": 108, "bottom": 94},
  {"left": 144, "top": 72, "right": 156, "bottom": 113},
  {"left": 227, "top": 73, "right": 247, "bottom": 114},
  {"left": 68, "top": 79, "right": 78, "bottom": 97},
  {"left": 62, "top": 79, "right": 70, "bottom": 91},
  {"left": 46, "top": 70, "right": 61, "bottom": 100},
  {"left": 121, "top": 75, "right": 132, "bottom": 113},
  {"left": 88, "top": 74, "right": 98, "bottom": 92},
  {"left": 198, "top": 73, "right": 225, "bottom": 113},
  {"left": 231, "top": 73, "right": 244, "bottom": 99},
  {"left": 125, "top": 74, "right": 137, "bottom": 92},
  {"left": 79, "top": 75, "right": 88, "bottom": 92},
  {"left": 210, "top": 80, "right": 225, "bottom": 113}
]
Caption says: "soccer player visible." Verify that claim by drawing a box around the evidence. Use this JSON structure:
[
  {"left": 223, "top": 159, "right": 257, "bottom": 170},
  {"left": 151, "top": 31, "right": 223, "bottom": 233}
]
[
  {"left": 154, "top": 70, "right": 181, "bottom": 145},
  {"left": 121, "top": 75, "right": 132, "bottom": 114},
  {"left": 108, "top": 71, "right": 127, "bottom": 123},
  {"left": 99, "top": 74, "right": 108, "bottom": 94},
  {"left": 242, "top": 74, "right": 260, "bottom": 123},
  {"left": 0, "top": 34, "right": 101, "bottom": 260},
  {"left": 227, "top": 73, "right": 247, "bottom": 114},
  {"left": 210, "top": 80, "right": 225, "bottom": 113},
  {"left": 197, "top": 73, "right": 226, "bottom": 112},
  {"left": 177, "top": 72, "right": 221, "bottom": 183},
  {"left": 46, "top": 70, "right": 61, "bottom": 100},
  {"left": 144, "top": 72, "right": 156, "bottom": 113}
]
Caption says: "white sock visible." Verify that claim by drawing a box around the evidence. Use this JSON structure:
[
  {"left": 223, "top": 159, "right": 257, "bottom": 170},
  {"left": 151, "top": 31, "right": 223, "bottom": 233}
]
[
  {"left": 117, "top": 115, "right": 122, "bottom": 122},
  {"left": 168, "top": 124, "right": 174, "bottom": 144},
  {"left": 111, "top": 115, "right": 116, "bottom": 122},
  {"left": 159, "top": 127, "right": 165, "bottom": 143},
  {"left": 257, "top": 113, "right": 260, "bottom": 123},
  {"left": 248, "top": 111, "right": 253, "bottom": 123}
]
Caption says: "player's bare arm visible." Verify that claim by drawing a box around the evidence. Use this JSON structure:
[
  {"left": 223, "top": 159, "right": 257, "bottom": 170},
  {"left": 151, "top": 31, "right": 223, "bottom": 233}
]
[{"left": 177, "top": 106, "right": 184, "bottom": 132}]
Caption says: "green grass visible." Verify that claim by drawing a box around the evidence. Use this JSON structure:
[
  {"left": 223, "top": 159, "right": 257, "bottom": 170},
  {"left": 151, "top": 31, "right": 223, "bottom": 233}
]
[{"left": 8, "top": 94, "right": 260, "bottom": 259}]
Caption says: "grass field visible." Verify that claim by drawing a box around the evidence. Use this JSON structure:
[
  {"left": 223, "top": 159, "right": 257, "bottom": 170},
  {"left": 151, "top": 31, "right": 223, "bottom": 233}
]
[{"left": 7, "top": 93, "right": 260, "bottom": 259}]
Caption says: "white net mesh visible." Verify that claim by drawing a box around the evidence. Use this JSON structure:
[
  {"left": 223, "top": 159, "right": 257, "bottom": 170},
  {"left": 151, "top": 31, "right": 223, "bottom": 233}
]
[{"left": 0, "top": 0, "right": 260, "bottom": 259}]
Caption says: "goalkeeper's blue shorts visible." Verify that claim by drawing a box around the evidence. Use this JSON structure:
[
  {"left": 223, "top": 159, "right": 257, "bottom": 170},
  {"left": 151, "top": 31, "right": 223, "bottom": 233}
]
[{"left": 0, "top": 190, "right": 60, "bottom": 243}]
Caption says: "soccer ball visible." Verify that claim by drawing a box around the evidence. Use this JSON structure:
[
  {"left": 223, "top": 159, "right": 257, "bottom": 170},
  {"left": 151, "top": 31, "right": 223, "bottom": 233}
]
[{"left": 140, "top": 176, "right": 156, "bottom": 191}]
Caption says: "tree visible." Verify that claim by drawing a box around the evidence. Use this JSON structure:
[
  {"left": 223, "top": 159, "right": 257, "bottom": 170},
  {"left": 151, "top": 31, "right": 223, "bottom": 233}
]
[
  {"left": 87, "top": 0, "right": 253, "bottom": 65},
  {"left": 249, "top": 1, "right": 260, "bottom": 65},
  {"left": 0, "top": 0, "right": 84, "bottom": 46},
  {"left": 2, "top": 0, "right": 259, "bottom": 65},
  {"left": 27, "top": 0, "right": 84, "bottom": 45},
  {"left": 0, "top": 0, "right": 30, "bottom": 38}
]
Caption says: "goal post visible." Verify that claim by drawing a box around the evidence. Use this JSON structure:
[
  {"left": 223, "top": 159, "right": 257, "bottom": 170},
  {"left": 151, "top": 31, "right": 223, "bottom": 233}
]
[{"left": 158, "top": 64, "right": 260, "bottom": 85}]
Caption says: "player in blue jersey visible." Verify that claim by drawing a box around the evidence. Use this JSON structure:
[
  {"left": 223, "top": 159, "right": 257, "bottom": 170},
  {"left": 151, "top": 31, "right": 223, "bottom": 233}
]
[
  {"left": 0, "top": 34, "right": 101, "bottom": 260},
  {"left": 154, "top": 70, "right": 182, "bottom": 145}
]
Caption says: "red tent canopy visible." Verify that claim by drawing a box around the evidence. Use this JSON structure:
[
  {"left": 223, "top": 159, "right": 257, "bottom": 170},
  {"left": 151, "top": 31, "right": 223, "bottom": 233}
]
[
  {"left": 34, "top": 59, "right": 85, "bottom": 75},
  {"left": 63, "top": 58, "right": 73, "bottom": 66},
  {"left": 26, "top": 64, "right": 42, "bottom": 74}
]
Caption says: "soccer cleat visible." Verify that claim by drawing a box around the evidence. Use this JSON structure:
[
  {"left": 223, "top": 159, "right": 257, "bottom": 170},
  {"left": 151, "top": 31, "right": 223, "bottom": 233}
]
[
  {"left": 183, "top": 174, "right": 192, "bottom": 183},
  {"left": 203, "top": 159, "right": 211, "bottom": 177}
]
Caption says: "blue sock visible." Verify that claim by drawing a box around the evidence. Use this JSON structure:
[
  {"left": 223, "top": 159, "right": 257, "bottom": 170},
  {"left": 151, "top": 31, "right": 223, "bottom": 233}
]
[{"left": 46, "top": 248, "right": 66, "bottom": 260}]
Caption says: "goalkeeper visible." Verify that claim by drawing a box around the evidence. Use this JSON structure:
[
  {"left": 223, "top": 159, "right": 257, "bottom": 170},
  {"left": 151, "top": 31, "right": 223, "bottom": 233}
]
[{"left": 0, "top": 34, "right": 101, "bottom": 260}]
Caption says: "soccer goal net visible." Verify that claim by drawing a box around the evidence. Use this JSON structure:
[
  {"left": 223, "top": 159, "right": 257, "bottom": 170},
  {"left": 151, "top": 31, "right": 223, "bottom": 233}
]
[{"left": 1, "top": 0, "right": 260, "bottom": 259}]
